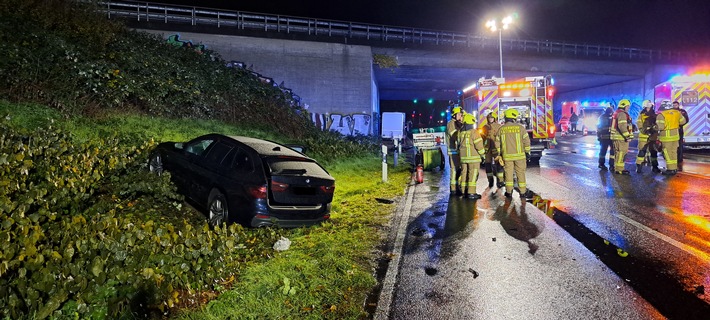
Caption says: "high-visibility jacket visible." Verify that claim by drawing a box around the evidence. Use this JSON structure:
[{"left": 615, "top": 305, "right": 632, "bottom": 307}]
[
  {"left": 656, "top": 109, "right": 687, "bottom": 142},
  {"left": 482, "top": 121, "right": 502, "bottom": 156},
  {"left": 445, "top": 119, "right": 461, "bottom": 154},
  {"left": 611, "top": 109, "right": 633, "bottom": 141},
  {"left": 458, "top": 128, "right": 486, "bottom": 163},
  {"left": 496, "top": 122, "right": 531, "bottom": 161},
  {"left": 636, "top": 112, "right": 658, "bottom": 143}
]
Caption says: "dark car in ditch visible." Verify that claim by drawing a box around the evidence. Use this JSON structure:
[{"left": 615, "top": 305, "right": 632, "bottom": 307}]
[{"left": 148, "top": 134, "right": 335, "bottom": 228}]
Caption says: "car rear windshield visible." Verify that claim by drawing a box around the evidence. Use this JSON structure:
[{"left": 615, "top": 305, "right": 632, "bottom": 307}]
[{"left": 265, "top": 157, "right": 331, "bottom": 179}]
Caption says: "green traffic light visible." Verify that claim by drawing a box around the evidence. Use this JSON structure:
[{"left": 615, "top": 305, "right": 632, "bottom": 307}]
[
  {"left": 440, "top": 112, "right": 445, "bottom": 117},
  {"left": 413, "top": 99, "right": 418, "bottom": 104},
  {"left": 428, "top": 98, "right": 434, "bottom": 104}
]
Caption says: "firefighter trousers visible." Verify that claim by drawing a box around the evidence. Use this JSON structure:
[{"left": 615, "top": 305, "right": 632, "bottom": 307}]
[
  {"left": 503, "top": 159, "right": 527, "bottom": 194},
  {"left": 598, "top": 139, "right": 615, "bottom": 167},
  {"left": 636, "top": 140, "right": 658, "bottom": 166},
  {"left": 459, "top": 162, "right": 480, "bottom": 195},
  {"left": 448, "top": 152, "right": 461, "bottom": 192},
  {"left": 612, "top": 139, "right": 629, "bottom": 172},
  {"left": 660, "top": 140, "right": 680, "bottom": 170}
]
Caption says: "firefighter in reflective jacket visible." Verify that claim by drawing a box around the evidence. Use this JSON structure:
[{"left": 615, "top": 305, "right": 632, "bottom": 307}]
[
  {"left": 457, "top": 113, "right": 487, "bottom": 199},
  {"left": 611, "top": 99, "right": 633, "bottom": 175},
  {"left": 482, "top": 111, "right": 504, "bottom": 189},
  {"left": 446, "top": 106, "right": 464, "bottom": 194},
  {"left": 635, "top": 100, "right": 660, "bottom": 174},
  {"left": 656, "top": 103, "right": 687, "bottom": 175},
  {"left": 495, "top": 109, "right": 533, "bottom": 199}
]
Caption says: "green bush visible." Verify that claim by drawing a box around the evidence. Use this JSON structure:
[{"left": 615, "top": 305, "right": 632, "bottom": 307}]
[{"left": 0, "top": 121, "right": 283, "bottom": 319}]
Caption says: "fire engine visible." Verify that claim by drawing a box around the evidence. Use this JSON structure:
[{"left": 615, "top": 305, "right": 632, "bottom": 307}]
[
  {"left": 460, "top": 75, "right": 556, "bottom": 161},
  {"left": 654, "top": 73, "right": 710, "bottom": 148}
]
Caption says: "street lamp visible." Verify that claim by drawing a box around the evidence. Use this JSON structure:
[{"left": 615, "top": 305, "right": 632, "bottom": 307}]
[{"left": 485, "top": 15, "right": 514, "bottom": 78}]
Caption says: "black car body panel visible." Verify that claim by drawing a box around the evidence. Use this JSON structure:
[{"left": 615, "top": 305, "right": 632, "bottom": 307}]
[{"left": 151, "top": 134, "right": 334, "bottom": 227}]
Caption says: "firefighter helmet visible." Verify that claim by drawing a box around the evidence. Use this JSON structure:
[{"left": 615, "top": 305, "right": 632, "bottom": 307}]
[
  {"left": 487, "top": 111, "right": 498, "bottom": 120},
  {"left": 642, "top": 100, "right": 654, "bottom": 109},
  {"left": 504, "top": 109, "right": 520, "bottom": 119},
  {"left": 463, "top": 113, "right": 476, "bottom": 125},
  {"left": 618, "top": 99, "right": 631, "bottom": 109},
  {"left": 452, "top": 106, "right": 462, "bottom": 115}
]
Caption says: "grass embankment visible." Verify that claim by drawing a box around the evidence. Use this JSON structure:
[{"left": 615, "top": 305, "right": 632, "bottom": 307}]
[{"left": 1, "top": 101, "right": 412, "bottom": 319}]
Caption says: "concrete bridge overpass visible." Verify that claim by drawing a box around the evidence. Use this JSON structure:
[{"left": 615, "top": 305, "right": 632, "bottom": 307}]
[{"left": 102, "top": 0, "right": 708, "bottom": 135}]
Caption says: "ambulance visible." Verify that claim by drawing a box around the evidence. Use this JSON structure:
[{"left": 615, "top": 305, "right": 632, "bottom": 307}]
[
  {"left": 560, "top": 101, "right": 611, "bottom": 135},
  {"left": 654, "top": 73, "right": 710, "bottom": 148},
  {"left": 460, "top": 75, "right": 556, "bottom": 161}
]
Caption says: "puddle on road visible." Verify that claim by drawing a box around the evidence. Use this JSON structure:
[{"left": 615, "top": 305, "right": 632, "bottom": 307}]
[{"left": 530, "top": 192, "right": 710, "bottom": 318}]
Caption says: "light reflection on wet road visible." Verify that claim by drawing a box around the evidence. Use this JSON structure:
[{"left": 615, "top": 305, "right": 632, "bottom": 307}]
[{"left": 385, "top": 134, "right": 710, "bottom": 319}]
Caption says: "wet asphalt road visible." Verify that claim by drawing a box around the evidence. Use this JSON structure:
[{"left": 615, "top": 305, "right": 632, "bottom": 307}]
[{"left": 376, "top": 135, "right": 710, "bottom": 320}]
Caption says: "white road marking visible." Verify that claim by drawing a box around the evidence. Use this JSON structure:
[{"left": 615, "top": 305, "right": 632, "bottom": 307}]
[{"left": 615, "top": 213, "right": 710, "bottom": 263}]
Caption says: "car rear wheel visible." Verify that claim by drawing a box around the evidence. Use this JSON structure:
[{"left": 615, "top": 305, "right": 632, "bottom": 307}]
[
  {"left": 149, "top": 153, "right": 163, "bottom": 175},
  {"left": 208, "top": 189, "right": 229, "bottom": 227}
]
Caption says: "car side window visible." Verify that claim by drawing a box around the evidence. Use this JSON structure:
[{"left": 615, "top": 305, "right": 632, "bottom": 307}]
[
  {"left": 230, "top": 148, "right": 254, "bottom": 173},
  {"left": 204, "top": 141, "right": 233, "bottom": 164},
  {"left": 185, "top": 139, "right": 214, "bottom": 156}
]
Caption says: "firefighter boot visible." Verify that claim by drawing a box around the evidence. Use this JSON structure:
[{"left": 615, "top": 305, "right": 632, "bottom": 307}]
[
  {"left": 635, "top": 164, "right": 643, "bottom": 174},
  {"left": 652, "top": 166, "right": 661, "bottom": 173},
  {"left": 496, "top": 177, "right": 505, "bottom": 189},
  {"left": 487, "top": 176, "right": 494, "bottom": 188},
  {"left": 663, "top": 169, "right": 677, "bottom": 176}
]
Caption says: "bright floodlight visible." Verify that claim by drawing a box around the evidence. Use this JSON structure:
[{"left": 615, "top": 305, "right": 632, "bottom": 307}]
[
  {"left": 502, "top": 15, "right": 513, "bottom": 25},
  {"left": 486, "top": 19, "right": 497, "bottom": 31}
]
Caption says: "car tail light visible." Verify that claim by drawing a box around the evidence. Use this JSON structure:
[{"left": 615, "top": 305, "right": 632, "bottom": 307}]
[
  {"left": 320, "top": 184, "right": 335, "bottom": 193},
  {"left": 323, "top": 214, "right": 330, "bottom": 220},
  {"left": 270, "top": 181, "right": 289, "bottom": 192},
  {"left": 248, "top": 185, "right": 268, "bottom": 199}
]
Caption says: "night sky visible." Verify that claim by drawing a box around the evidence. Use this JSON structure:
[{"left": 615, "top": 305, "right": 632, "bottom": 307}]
[{"left": 159, "top": 0, "right": 710, "bottom": 51}]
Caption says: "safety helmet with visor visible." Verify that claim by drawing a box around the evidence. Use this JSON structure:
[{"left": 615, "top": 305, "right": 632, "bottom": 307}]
[
  {"left": 463, "top": 113, "right": 476, "bottom": 125},
  {"left": 618, "top": 99, "right": 631, "bottom": 109},
  {"left": 504, "top": 109, "right": 520, "bottom": 119}
]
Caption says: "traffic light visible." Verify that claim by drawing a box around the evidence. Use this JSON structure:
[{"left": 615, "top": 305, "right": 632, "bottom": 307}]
[
  {"left": 428, "top": 98, "right": 434, "bottom": 104},
  {"left": 440, "top": 112, "right": 445, "bottom": 117},
  {"left": 413, "top": 99, "right": 418, "bottom": 104}
]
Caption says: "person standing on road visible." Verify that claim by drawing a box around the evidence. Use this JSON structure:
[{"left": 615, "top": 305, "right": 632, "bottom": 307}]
[
  {"left": 597, "top": 106, "right": 615, "bottom": 170},
  {"left": 482, "top": 111, "right": 504, "bottom": 189},
  {"left": 672, "top": 101, "right": 689, "bottom": 171},
  {"left": 457, "top": 113, "right": 487, "bottom": 199},
  {"left": 569, "top": 111, "right": 579, "bottom": 134},
  {"left": 656, "top": 103, "right": 687, "bottom": 175},
  {"left": 611, "top": 99, "right": 633, "bottom": 175},
  {"left": 495, "top": 109, "right": 533, "bottom": 199},
  {"left": 635, "top": 100, "right": 660, "bottom": 173},
  {"left": 446, "top": 106, "right": 464, "bottom": 195}
]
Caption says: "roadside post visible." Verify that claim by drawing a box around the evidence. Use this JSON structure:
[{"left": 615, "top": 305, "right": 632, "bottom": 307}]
[
  {"left": 381, "top": 144, "right": 388, "bottom": 182},
  {"left": 393, "top": 139, "right": 399, "bottom": 167}
]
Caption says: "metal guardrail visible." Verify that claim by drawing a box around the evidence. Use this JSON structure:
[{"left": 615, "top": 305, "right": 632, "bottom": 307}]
[{"left": 97, "top": 0, "right": 706, "bottom": 62}]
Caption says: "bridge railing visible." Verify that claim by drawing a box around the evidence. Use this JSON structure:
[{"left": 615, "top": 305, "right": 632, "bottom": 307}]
[{"left": 97, "top": 0, "right": 706, "bottom": 62}]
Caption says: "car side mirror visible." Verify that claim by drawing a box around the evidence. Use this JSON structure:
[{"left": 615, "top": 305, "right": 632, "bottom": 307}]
[{"left": 174, "top": 142, "right": 184, "bottom": 150}]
